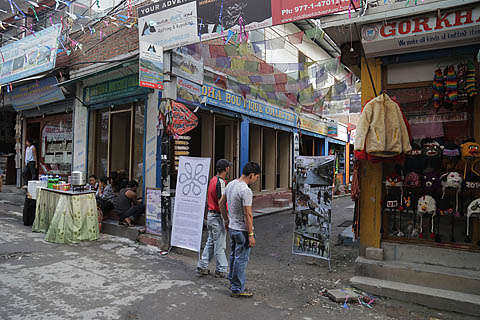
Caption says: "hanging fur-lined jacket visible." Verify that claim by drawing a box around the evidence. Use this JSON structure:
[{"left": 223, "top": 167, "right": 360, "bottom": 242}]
[{"left": 354, "top": 93, "right": 412, "bottom": 157}]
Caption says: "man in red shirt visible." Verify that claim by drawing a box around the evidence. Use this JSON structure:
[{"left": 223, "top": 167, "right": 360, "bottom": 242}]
[{"left": 197, "top": 159, "right": 232, "bottom": 278}]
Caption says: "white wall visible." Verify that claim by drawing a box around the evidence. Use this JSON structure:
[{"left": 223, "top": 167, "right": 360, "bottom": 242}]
[
  {"left": 144, "top": 91, "right": 159, "bottom": 189},
  {"left": 387, "top": 58, "right": 465, "bottom": 84}
]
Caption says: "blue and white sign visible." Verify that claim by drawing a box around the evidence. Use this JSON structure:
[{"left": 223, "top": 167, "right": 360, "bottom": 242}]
[
  {"left": 6, "top": 76, "right": 65, "bottom": 111},
  {"left": 176, "top": 77, "right": 297, "bottom": 127},
  {"left": 0, "top": 25, "right": 61, "bottom": 85}
]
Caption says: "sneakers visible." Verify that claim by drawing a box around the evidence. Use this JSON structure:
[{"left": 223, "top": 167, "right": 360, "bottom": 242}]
[
  {"left": 230, "top": 291, "right": 253, "bottom": 298},
  {"left": 196, "top": 267, "right": 210, "bottom": 276},
  {"left": 214, "top": 271, "right": 228, "bottom": 278}
]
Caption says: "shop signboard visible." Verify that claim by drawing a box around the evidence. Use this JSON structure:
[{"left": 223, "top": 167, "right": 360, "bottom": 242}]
[
  {"left": 171, "top": 156, "right": 211, "bottom": 252},
  {"left": 139, "top": 41, "right": 164, "bottom": 90},
  {"left": 299, "top": 114, "right": 328, "bottom": 136},
  {"left": 0, "top": 25, "right": 61, "bottom": 85},
  {"left": 271, "top": 0, "right": 349, "bottom": 25},
  {"left": 83, "top": 74, "right": 152, "bottom": 105},
  {"left": 361, "top": 6, "right": 480, "bottom": 57},
  {"left": 176, "top": 77, "right": 297, "bottom": 127},
  {"left": 171, "top": 48, "right": 203, "bottom": 84},
  {"left": 293, "top": 156, "right": 334, "bottom": 263},
  {"left": 146, "top": 188, "right": 163, "bottom": 236},
  {"left": 6, "top": 77, "right": 65, "bottom": 111},
  {"left": 137, "top": 0, "right": 199, "bottom": 50}
]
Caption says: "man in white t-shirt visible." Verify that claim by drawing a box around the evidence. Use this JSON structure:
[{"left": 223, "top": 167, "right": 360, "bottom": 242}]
[
  {"left": 221, "top": 161, "right": 260, "bottom": 298},
  {"left": 23, "top": 139, "right": 38, "bottom": 185}
]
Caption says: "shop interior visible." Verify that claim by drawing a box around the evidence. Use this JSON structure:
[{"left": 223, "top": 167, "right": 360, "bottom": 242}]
[
  {"left": 26, "top": 113, "right": 72, "bottom": 177},
  {"left": 381, "top": 58, "right": 480, "bottom": 250},
  {"left": 90, "top": 101, "right": 145, "bottom": 196}
]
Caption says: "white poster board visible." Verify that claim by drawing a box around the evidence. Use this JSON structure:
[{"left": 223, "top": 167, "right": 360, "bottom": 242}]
[
  {"left": 171, "top": 156, "right": 210, "bottom": 252},
  {"left": 146, "top": 188, "right": 163, "bottom": 236}
]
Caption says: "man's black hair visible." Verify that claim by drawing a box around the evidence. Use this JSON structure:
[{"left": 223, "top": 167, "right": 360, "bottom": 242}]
[
  {"left": 242, "top": 161, "right": 261, "bottom": 176},
  {"left": 89, "top": 175, "right": 97, "bottom": 179},
  {"left": 127, "top": 180, "right": 139, "bottom": 188},
  {"left": 99, "top": 176, "right": 108, "bottom": 184}
]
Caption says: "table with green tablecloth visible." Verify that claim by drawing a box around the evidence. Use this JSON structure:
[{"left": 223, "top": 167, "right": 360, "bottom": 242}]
[{"left": 32, "top": 188, "right": 99, "bottom": 244}]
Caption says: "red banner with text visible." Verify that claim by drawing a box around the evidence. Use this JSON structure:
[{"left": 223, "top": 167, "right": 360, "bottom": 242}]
[{"left": 272, "top": 0, "right": 350, "bottom": 25}]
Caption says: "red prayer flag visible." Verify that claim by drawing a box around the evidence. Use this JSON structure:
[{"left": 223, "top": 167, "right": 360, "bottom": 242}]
[
  {"left": 288, "top": 31, "right": 304, "bottom": 45},
  {"left": 209, "top": 45, "right": 227, "bottom": 58},
  {"left": 274, "top": 73, "right": 288, "bottom": 84},
  {"left": 259, "top": 62, "right": 274, "bottom": 74}
]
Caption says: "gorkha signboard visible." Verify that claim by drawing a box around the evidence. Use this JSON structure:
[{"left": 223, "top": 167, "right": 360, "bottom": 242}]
[{"left": 361, "top": 6, "right": 480, "bottom": 57}]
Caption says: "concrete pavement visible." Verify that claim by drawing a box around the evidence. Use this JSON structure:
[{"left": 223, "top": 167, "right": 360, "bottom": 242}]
[{"left": 0, "top": 188, "right": 474, "bottom": 320}]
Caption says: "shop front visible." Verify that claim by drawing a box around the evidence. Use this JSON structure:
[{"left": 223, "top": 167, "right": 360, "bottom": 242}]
[
  {"left": 5, "top": 77, "right": 73, "bottom": 183},
  {"left": 322, "top": 2, "right": 480, "bottom": 314},
  {"left": 175, "top": 76, "right": 296, "bottom": 207},
  {"left": 79, "top": 73, "right": 154, "bottom": 197}
]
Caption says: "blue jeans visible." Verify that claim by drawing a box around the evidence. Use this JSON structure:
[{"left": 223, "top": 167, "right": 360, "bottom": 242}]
[
  {"left": 228, "top": 229, "right": 251, "bottom": 293},
  {"left": 197, "top": 212, "right": 228, "bottom": 273}
]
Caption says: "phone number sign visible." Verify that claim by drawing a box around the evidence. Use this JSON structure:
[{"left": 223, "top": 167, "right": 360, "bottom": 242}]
[{"left": 272, "top": 0, "right": 350, "bottom": 25}]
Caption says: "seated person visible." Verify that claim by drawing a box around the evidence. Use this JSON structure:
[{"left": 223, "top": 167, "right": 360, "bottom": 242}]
[
  {"left": 96, "top": 176, "right": 115, "bottom": 215},
  {"left": 88, "top": 175, "right": 99, "bottom": 191},
  {"left": 113, "top": 180, "right": 145, "bottom": 227}
]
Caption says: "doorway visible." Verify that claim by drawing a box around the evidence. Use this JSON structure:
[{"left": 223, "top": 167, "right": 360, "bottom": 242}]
[{"left": 93, "top": 102, "right": 144, "bottom": 195}]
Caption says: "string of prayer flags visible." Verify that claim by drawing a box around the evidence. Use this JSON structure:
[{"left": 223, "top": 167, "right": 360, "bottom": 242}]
[
  {"left": 231, "top": 58, "right": 245, "bottom": 71},
  {"left": 265, "top": 37, "right": 285, "bottom": 50},
  {"left": 244, "top": 60, "right": 258, "bottom": 73}
]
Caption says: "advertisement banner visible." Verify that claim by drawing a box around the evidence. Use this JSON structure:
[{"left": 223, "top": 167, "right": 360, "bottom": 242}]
[
  {"left": 176, "top": 78, "right": 297, "bottom": 127},
  {"left": 171, "top": 156, "right": 211, "bottom": 252},
  {"left": 172, "top": 49, "right": 203, "bottom": 84},
  {"left": 139, "top": 41, "right": 164, "bottom": 90},
  {"left": 300, "top": 115, "right": 328, "bottom": 136},
  {"left": 327, "top": 119, "right": 338, "bottom": 137},
  {"left": 197, "top": 0, "right": 272, "bottom": 41},
  {"left": 6, "top": 77, "right": 65, "bottom": 111},
  {"left": 146, "top": 188, "right": 163, "bottom": 236},
  {"left": 138, "top": 0, "right": 198, "bottom": 50},
  {"left": 272, "top": 0, "right": 349, "bottom": 25},
  {"left": 361, "top": 6, "right": 480, "bottom": 57},
  {"left": 0, "top": 25, "right": 61, "bottom": 85},
  {"left": 293, "top": 156, "right": 335, "bottom": 261}
]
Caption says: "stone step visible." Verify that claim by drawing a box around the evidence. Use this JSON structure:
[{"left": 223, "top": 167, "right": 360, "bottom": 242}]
[
  {"left": 350, "top": 276, "right": 480, "bottom": 317},
  {"left": 355, "top": 256, "right": 480, "bottom": 295},
  {"left": 101, "top": 220, "right": 143, "bottom": 241},
  {"left": 382, "top": 241, "right": 480, "bottom": 271},
  {"left": 272, "top": 198, "right": 290, "bottom": 207}
]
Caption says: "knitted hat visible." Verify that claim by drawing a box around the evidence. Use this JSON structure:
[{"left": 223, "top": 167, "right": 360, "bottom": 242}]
[
  {"left": 457, "top": 63, "right": 469, "bottom": 103},
  {"left": 432, "top": 68, "right": 445, "bottom": 110},
  {"left": 404, "top": 172, "right": 421, "bottom": 187},
  {"left": 466, "top": 198, "right": 480, "bottom": 242},
  {"left": 421, "top": 170, "right": 441, "bottom": 194},
  {"left": 405, "top": 143, "right": 423, "bottom": 173},
  {"left": 445, "top": 66, "right": 458, "bottom": 105},
  {"left": 465, "top": 61, "right": 478, "bottom": 97}
]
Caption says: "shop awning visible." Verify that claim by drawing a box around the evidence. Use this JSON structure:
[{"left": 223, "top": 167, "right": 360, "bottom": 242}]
[{"left": 54, "top": 54, "right": 139, "bottom": 87}]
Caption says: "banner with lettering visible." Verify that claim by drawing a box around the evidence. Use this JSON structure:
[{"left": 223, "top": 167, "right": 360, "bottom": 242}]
[
  {"left": 361, "top": 6, "right": 480, "bottom": 57},
  {"left": 272, "top": 0, "right": 349, "bottom": 25},
  {"left": 175, "top": 77, "right": 297, "bottom": 127}
]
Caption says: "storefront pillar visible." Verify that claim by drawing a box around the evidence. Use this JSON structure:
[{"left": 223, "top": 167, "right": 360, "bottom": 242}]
[
  {"left": 358, "top": 57, "right": 383, "bottom": 255},
  {"left": 315, "top": 139, "right": 322, "bottom": 156},
  {"left": 240, "top": 116, "right": 250, "bottom": 173},
  {"left": 323, "top": 140, "right": 329, "bottom": 156}
]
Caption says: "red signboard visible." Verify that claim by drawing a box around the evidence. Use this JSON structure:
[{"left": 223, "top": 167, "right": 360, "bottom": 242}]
[{"left": 272, "top": 0, "right": 350, "bottom": 25}]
